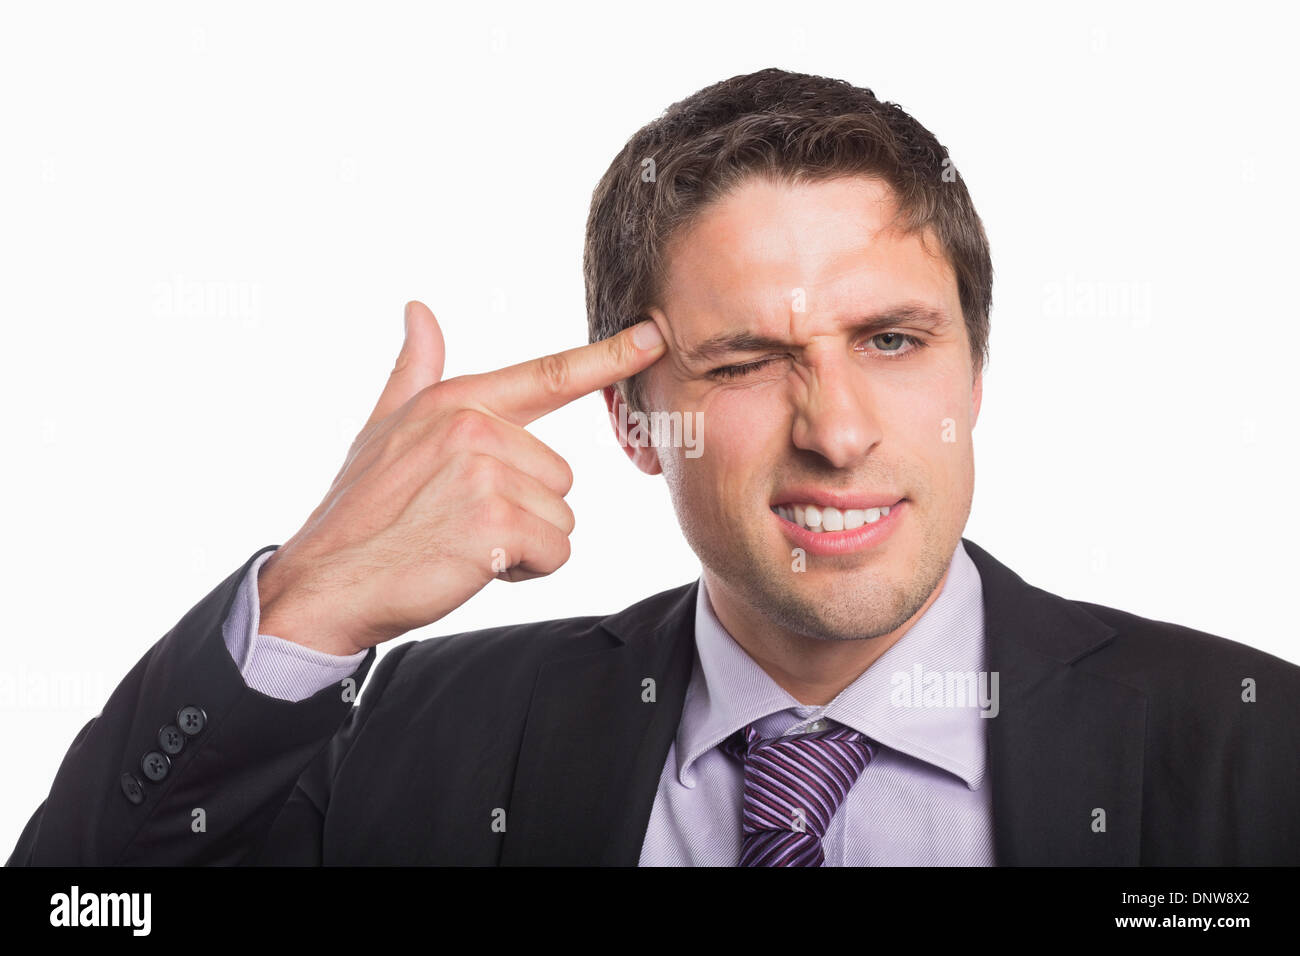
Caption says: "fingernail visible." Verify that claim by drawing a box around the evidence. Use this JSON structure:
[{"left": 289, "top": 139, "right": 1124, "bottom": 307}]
[{"left": 632, "top": 319, "right": 664, "bottom": 349}]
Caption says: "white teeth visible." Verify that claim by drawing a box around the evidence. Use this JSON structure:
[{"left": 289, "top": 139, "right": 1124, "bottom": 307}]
[{"left": 773, "top": 500, "right": 897, "bottom": 532}]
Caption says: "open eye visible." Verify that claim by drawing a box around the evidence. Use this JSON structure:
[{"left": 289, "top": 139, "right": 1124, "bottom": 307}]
[{"left": 868, "top": 332, "right": 922, "bottom": 354}]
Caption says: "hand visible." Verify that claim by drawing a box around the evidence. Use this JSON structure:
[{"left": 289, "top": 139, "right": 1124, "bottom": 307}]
[{"left": 257, "top": 300, "right": 667, "bottom": 656}]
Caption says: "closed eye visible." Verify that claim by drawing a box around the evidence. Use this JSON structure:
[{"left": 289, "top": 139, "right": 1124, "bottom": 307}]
[{"left": 708, "top": 357, "right": 782, "bottom": 380}]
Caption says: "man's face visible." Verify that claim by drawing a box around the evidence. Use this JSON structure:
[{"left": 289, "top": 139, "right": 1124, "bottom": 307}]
[{"left": 615, "top": 174, "right": 982, "bottom": 643}]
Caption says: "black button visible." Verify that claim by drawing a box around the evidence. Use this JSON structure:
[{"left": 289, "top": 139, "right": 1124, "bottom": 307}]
[
  {"left": 120, "top": 772, "right": 144, "bottom": 805},
  {"left": 176, "top": 705, "right": 206, "bottom": 736},
  {"left": 158, "top": 724, "right": 185, "bottom": 755},
  {"left": 140, "top": 751, "right": 171, "bottom": 782}
]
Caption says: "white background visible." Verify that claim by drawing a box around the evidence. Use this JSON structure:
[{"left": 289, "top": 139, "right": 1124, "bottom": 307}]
[{"left": 2, "top": 1, "right": 1296, "bottom": 852}]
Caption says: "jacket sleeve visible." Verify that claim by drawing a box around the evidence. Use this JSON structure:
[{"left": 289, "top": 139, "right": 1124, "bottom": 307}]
[{"left": 5, "top": 545, "right": 386, "bottom": 866}]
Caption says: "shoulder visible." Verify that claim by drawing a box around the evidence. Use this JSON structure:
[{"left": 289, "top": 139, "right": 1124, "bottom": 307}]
[
  {"left": 963, "top": 537, "right": 1300, "bottom": 695},
  {"left": 367, "top": 579, "right": 698, "bottom": 699},
  {"left": 373, "top": 613, "right": 610, "bottom": 699},
  {"left": 1068, "top": 597, "right": 1300, "bottom": 696}
]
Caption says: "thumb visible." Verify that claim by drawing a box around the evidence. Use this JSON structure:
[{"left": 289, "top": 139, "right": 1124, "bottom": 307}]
[{"left": 365, "top": 300, "right": 447, "bottom": 428}]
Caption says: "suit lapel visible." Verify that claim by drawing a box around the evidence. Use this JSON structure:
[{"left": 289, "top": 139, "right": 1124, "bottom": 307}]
[
  {"left": 964, "top": 539, "right": 1146, "bottom": 865},
  {"left": 499, "top": 581, "right": 697, "bottom": 865}
]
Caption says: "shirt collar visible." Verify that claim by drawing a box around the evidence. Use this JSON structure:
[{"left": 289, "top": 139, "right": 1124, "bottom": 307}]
[{"left": 675, "top": 539, "right": 988, "bottom": 790}]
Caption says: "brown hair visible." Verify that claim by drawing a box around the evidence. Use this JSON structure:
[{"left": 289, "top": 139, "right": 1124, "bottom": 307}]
[{"left": 583, "top": 67, "right": 992, "bottom": 411}]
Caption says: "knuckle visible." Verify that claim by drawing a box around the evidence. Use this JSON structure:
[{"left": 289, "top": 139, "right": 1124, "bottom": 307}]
[
  {"left": 536, "top": 353, "right": 570, "bottom": 396},
  {"left": 445, "top": 406, "right": 488, "bottom": 446},
  {"left": 478, "top": 495, "right": 515, "bottom": 529},
  {"left": 607, "top": 330, "right": 636, "bottom": 369}
]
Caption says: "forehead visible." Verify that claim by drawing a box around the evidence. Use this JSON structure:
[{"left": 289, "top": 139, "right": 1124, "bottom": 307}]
[{"left": 659, "top": 175, "right": 957, "bottom": 326}]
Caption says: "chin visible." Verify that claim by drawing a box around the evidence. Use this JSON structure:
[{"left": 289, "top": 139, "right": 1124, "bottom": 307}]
[{"left": 792, "top": 588, "right": 922, "bottom": 642}]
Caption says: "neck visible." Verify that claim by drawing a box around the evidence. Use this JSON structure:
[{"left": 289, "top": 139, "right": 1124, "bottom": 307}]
[{"left": 703, "top": 563, "right": 952, "bottom": 706}]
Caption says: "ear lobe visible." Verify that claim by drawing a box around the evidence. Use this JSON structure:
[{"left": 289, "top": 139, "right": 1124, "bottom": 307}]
[{"left": 604, "top": 385, "right": 663, "bottom": 476}]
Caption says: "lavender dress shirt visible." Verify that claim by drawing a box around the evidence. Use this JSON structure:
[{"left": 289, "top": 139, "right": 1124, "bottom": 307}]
[{"left": 221, "top": 541, "right": 995, "bottom": 865}]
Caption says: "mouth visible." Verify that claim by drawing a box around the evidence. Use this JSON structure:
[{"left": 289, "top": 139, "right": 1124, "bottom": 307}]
[
  {"left": 769, "top": 501, "right": 896, "bottom": 533},
  {"left": 768, "top": 491, "right": 904, "bottom": 533},
  {"left": 768, "top": 492, "right": 907, "bottom": 556}
]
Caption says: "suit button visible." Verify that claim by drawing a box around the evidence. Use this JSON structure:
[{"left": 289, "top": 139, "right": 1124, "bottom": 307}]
[
  {"left": 141, "top": 751, "right": 171, "bottom": 782},
  {"left": 158, "top": 724, "right": 185, "bottom": 755},
  {"left": 176, "top": 705, "right": 206, "bottom": 736},
  {"left": 120, "top": 772, "right": 145, "bottom": 805}
]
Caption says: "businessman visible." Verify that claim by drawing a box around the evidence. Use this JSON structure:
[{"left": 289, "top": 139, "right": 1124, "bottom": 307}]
[{"left": 10, "top": 68, "right": 1299, "bottom": 866}]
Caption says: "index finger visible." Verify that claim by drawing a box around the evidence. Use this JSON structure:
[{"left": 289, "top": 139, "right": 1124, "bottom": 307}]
[{"left": 470, "top": 318, "right": 667, "bottom": 426}]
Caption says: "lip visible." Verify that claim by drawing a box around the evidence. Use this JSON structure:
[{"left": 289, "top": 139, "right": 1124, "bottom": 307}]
[
  {"left": 771, "top": 499, "right": 906, "bottom": 557},
  {"left": 770, "top": 488, "right": 904, "bottom": 511}
]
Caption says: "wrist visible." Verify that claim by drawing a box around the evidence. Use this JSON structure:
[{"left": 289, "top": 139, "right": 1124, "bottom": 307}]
[{"left": 257, "top": 548, "right": 367, "bottom": 657}]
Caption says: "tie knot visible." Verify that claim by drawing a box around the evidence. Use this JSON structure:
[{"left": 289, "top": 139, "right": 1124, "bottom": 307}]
[
  {"left": 721, "top": 720, "right": 876, "bottom": 865},
  {"left": 723, "top": 721, "right": 875, "bottom": 766}
]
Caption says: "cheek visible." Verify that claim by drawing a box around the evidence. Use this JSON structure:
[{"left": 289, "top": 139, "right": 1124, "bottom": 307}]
[
  {"left": 873, "top": 365, "right": 977, "bottom": 486},
  {"left": 897, "top": 389, "right": 972, "bottom": 450},
  {"left": 663, "top": 387, "right": 790, "bottom": 506},
  {"left": 696, "top": 377, "right": 798, "bottom": 433},
  {"left": 701, "top": 384, "right": 791, "bottom": 461},
  {"left": 894, "top": 350, "right": 978, "bottom": 428}
]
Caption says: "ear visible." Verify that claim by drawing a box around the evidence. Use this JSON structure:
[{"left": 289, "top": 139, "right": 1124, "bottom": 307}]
[
  {"left": 603, "top": 385, "right": 663, "bottom": 476},
  {"left": 971, "top": 365, "right": 983, "bottom": 428}
]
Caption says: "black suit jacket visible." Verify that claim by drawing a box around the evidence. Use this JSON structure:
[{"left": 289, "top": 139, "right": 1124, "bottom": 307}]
[{"left": 9, "top": 538, "right": 1300, "bottom": 865}]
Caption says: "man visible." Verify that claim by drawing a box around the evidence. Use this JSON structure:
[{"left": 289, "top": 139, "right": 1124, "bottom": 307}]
[{"left": 9, "top": 68, "right": 1299, "bottom": 866}]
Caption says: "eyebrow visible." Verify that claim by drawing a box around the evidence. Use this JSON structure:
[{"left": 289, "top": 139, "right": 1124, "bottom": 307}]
[{"left": 677, "top": 303, "right": 953, "bottom": 365}]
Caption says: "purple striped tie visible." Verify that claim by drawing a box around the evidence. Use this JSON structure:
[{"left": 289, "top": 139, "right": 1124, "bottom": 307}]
[{"left": 721, "top": 721, "right": 876, "bottom": 866}]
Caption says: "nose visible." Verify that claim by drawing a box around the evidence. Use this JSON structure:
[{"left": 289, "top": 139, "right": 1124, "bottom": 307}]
[{"left": 790, "top": 351, "right": 883, "bottom": 469}]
